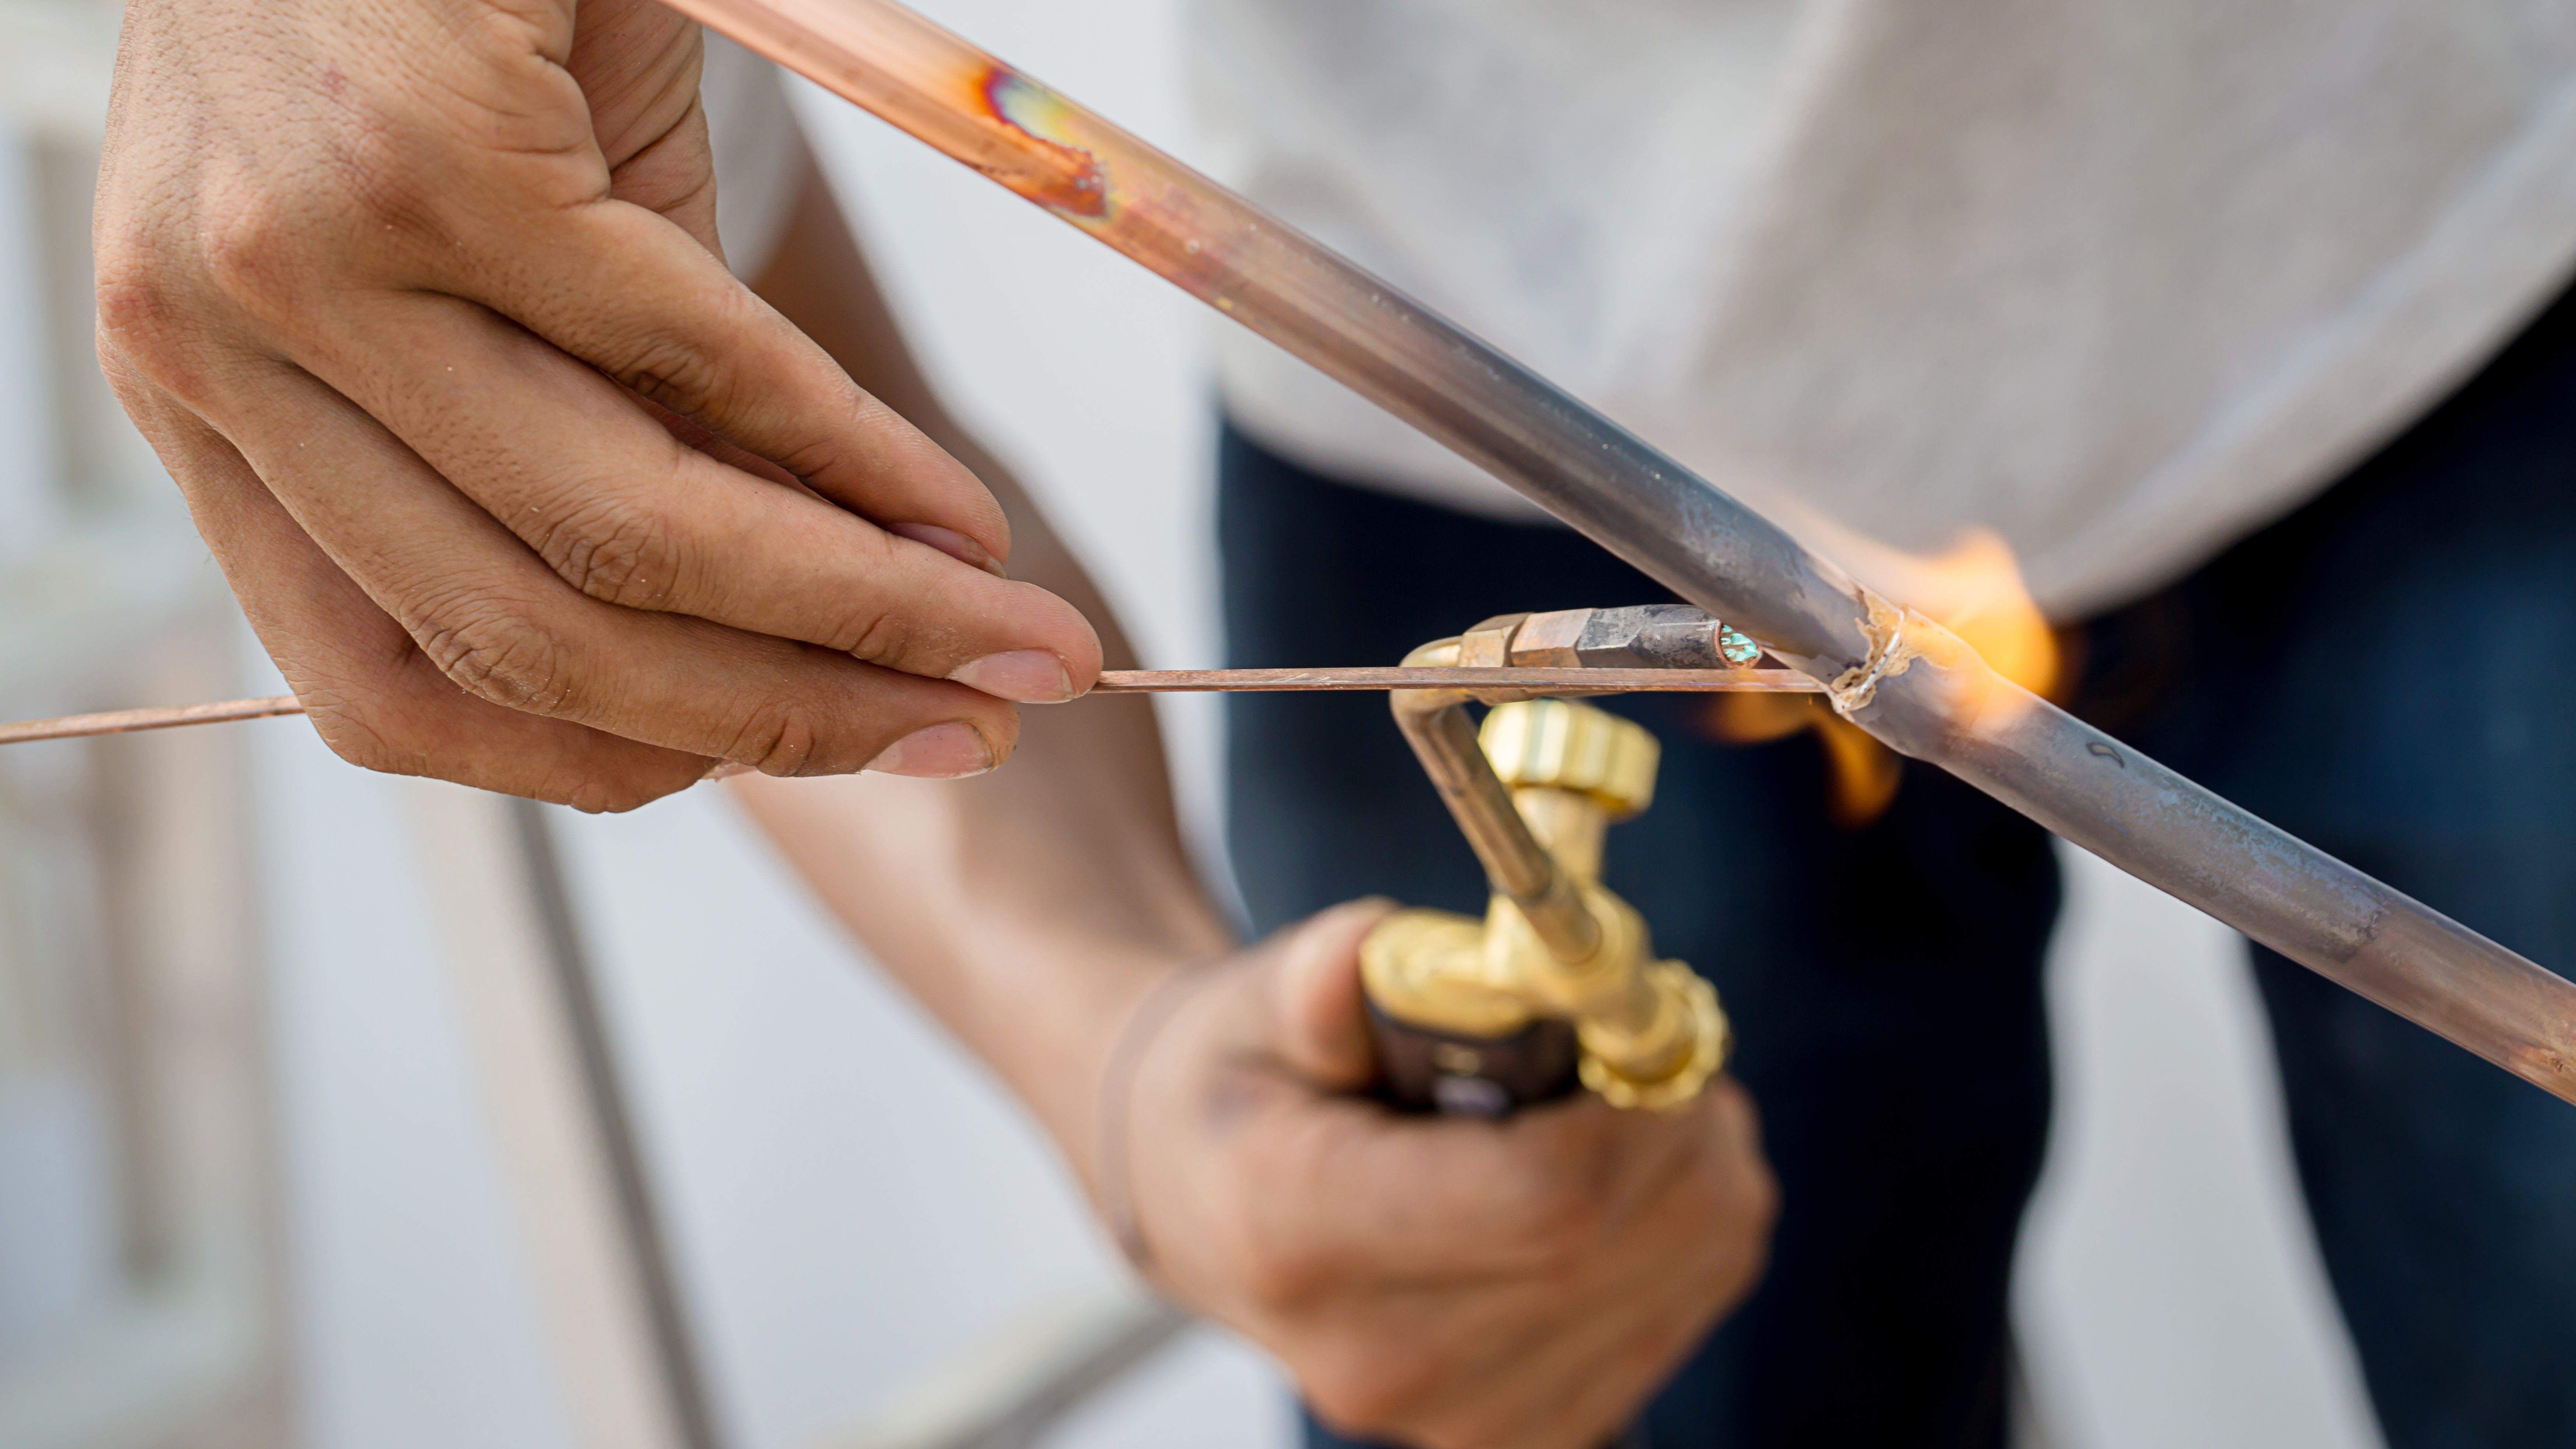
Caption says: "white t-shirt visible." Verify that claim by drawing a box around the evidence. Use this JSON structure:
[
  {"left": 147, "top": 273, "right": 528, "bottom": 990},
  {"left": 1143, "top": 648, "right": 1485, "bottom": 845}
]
[{"left": 712, "top": 3, "right": 2576, "bottom": 616}]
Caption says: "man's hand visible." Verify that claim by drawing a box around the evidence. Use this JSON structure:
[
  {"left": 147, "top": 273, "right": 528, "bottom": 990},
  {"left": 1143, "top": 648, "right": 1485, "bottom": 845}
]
[
  {"left": 93, "top": 0, "right": 1100, "bottom": 810},
  {"left": 1122, "top": 904, "right": 1777, "bottom": 1449}
]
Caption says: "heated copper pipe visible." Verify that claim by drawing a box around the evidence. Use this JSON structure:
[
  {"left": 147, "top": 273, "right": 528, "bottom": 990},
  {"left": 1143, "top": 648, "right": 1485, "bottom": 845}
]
[{"left": 664, "top": 0, "right": 2576, "bottom": 1102}]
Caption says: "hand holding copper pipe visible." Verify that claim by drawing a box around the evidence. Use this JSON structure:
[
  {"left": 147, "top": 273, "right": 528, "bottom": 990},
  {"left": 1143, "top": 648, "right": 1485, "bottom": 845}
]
[{"left": 94, "top": 0, "right": 1097, "bottom": 808}]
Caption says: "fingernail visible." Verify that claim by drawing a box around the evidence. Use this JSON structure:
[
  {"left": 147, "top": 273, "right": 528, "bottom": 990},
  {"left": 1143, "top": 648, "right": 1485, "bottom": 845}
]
[
  {"left": 890, "top": 521, "right": 1008, "bottom": 577},
  {"left": 701, "top": 760, "right": 756, "bottom": 782},
  {"left": 949, "top": 649, "right": 1074, "bottom": 704},
  {"left": 867, "top": 721, "right": 995, "bottom": 779}
]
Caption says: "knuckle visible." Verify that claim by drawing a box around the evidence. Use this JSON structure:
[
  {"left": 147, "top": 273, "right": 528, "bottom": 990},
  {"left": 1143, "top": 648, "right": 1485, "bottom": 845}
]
[
  {"left": 309, "top": 688, "right": 687, "bottom": 814},
  {"left": 1234, "top": 1226, "right": 1330, "bottom": 1312},
  {"left": 301, "top": 697, "right": 418, "bottom": 778},
  {"left": 719, "top": 698, "right": 829, "bottom": 776},
  {"left": 1507, "top": 1135, "right": 1616, "bottom": 1255},
  {"left": 1732, "top": 1152, "right": 1782, "bottom": 1236},
  {"left": 1230, "top": 1135, "right": 1342, "bottom": 1310},
  {"left": 1669, "top": 1151, "right": 1777, "bottom": 1300},
  {"left": 772, "top": 373, "right": 891, "bottom": 478},
  {"left": 1689, "top": 1100, "right": 1779, "bottom": 1228},
  {"left": 533, "top": 492, "right": 685, "bottom": 610},
  {"left": 835, "top": 603, "right": 916, "bottom": 664},
  {"left": 199, "top": 183, "right": 320, "bottom": 313},
  {"left": 1300, "top": 1347, "right": 1443, "bottom": 1439},
  {"left": 1526, "top": 1182, "right": 1609, "bottom": 1257},
  {"left": 92, "top": 256, "right": 224, "bottom": 409},
  {"left": 557, "top": 772, "right": 679, "bottom": 815},
  {"left": 614, "top": 326, "right": 738, "bottom": 422},
  {"left": 199, "top": 130, "right": 455, "bottom": 318},
  {"left": 414, "top": 593, "right": 577, "bottom": 712},
  {"left": 980, "top": 708, "right": 1022, "bottom": 767},
  {"left": 332, "top": 131, "right": 442, "bottom": 244},
  {"left": 92, "top": 240, "right": 187, "bottom": 361},
  {"left": 93, "top": 334, "right": 155, "bottom": 409}
]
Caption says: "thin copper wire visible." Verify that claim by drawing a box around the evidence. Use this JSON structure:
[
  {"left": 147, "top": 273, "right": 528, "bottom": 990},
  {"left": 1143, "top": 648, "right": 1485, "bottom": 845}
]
[
  {"left": 0, "top": 669, "right": 1818, "bottom": 745},
  {"left": 0, "top": 695, "right": 308, "bottom": 745},
  {"left": 1094, "top": 667, "right": 1816, "bottom": 694}
]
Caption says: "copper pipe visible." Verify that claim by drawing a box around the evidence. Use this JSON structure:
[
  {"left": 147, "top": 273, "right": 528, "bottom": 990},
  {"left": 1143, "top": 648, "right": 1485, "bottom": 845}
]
[{"left": 662, "top": 0, "right": 2576, "bottom": 1102}]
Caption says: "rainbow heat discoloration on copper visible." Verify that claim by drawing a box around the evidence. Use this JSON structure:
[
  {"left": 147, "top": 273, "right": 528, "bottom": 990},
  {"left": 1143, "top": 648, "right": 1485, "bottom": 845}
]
[{"left": 977, "top": 66, "right": 1109, "bottom": 217}]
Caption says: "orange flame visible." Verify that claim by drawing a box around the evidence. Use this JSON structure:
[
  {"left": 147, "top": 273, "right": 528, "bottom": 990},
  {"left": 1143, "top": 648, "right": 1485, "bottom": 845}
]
[
  {"left": 1703, "top": 528, "right": 2064, "bottom": 826},
  {"left": 1892, "top": 529, "right": 2063, "bottom": 704}
]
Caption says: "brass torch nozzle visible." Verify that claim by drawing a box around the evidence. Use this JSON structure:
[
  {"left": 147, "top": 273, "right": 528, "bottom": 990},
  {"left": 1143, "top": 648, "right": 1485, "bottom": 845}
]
[{"left": 1362, "top": 612, "right": 1732, "bottom": 1111}]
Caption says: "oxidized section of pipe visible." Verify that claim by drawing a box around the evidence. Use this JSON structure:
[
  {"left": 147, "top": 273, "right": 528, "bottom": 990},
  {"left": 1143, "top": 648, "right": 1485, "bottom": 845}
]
[{"left": 677, "top": 0, "right": 2576, "bottom": 1104}]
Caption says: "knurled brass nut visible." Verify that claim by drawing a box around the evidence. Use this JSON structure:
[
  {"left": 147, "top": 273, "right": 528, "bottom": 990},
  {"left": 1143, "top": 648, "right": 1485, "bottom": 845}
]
[{"left": 1479, "top": 699, "right": 1660, "bottom": 817}]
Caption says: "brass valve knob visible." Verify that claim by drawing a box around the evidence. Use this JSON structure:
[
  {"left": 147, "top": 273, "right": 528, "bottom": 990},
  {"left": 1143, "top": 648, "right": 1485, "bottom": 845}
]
[{"left": 1479, "top": 698, "right": 1659, "bottom": 819}]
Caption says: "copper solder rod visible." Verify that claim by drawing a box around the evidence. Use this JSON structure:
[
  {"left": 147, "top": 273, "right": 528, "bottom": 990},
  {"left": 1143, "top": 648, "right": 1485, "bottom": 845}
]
[
  {"left": 0, "top": 669, "right": 1819, "bottom": 746},
  {"left": 0, "top": 695, "right": 308, "bottom": 746},
  {"left": 661, "top": 0, "right": 2576, "bottom": 1102},
  {"left": 1093, "top": 667, "right": 1817, "bottom": 694}
]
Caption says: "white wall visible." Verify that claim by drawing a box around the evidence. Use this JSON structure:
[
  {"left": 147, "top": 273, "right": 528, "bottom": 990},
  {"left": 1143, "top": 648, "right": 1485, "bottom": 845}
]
[{"left": 0, "top": 117, "right": 59, "bottom": 557}]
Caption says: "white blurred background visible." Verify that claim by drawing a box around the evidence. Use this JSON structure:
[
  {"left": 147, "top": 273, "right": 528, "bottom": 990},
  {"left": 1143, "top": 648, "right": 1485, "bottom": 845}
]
[{"left": 0, "top": 1, "right": 2390, "bottom": 1446}]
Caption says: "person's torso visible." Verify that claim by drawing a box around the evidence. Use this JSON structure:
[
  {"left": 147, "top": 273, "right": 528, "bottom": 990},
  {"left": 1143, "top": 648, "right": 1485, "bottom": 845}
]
[{"left": 1192, "top": 0, "right": 2576, "bottom": 616}]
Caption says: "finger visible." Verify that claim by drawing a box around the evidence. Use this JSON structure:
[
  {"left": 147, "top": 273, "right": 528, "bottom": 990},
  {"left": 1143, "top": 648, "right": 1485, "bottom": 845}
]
[
  {"left": 1707, "top": 1074, "right": 1766, "bottom": 1165},
  {"left": 622, "top": 390, "right": 1005, "bottom": 582},
  {"left": 1301, "top": 1288, "right": 1662, "bottom": 1449},
  {"left": 283, "top": 287, "right": 1100, "bottom": 697},
  {"left": 103, "top": 358, "right": 714, "bottom": 807},
  {"left": 1420, "top": 1181, "right": 1749, "bottom": 1448},
  {"left": 447, "top": 192, "right": 1015, "bottom": 562},
  {"left": 1351, "top": 1092, "right": 1753, "bottom": 1431},
  {"left": 1266, "top": 899, "right": 1398, "bottom": 1091},
  {"left": 207, "top": 357, "right": 1026, "bottom": 775},
  {"left": 1474, "top": 1306, "right": 1718, "bottom": 1449},
  {"left": 583, "top": 25, "right": 722, "bottom": 248},
  {"left": 1236, "top": 1084, "right": 1710, "bottom": 1289},
  {"left": 1284, "top": 1141, "right": 1733, "bottom": 1449}
]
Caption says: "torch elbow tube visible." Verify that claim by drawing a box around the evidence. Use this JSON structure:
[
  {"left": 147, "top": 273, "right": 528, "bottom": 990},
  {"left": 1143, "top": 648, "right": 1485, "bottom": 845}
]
[
  {"left": 675, "top": 0, "right": 2576, "bottom": 1103},
  {"left": 1387, "top": 640, "right": 1601, "bottom": 963}
]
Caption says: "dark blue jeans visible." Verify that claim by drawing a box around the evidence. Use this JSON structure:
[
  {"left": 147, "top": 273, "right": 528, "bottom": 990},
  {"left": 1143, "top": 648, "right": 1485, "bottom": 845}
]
[{"left": 1221, "top": 284, "right": 2576, "bottom": 1449}]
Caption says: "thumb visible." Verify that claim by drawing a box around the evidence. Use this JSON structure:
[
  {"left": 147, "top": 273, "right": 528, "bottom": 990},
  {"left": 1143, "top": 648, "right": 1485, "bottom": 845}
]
[{"left": 1266, "top": 899, "right": 1397, "bottom": 1092}]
